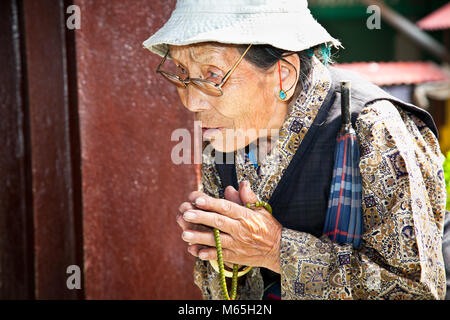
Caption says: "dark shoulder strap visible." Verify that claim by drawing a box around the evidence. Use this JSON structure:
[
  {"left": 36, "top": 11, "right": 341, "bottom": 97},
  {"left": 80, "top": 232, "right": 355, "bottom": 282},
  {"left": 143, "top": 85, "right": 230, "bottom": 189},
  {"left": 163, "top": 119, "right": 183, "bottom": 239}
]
[
  {"left": 366, "top": 97, "right": 439, "bottom": 140},
  {"left": 328, "top": 66, "right": 439, "bottom": 139}
]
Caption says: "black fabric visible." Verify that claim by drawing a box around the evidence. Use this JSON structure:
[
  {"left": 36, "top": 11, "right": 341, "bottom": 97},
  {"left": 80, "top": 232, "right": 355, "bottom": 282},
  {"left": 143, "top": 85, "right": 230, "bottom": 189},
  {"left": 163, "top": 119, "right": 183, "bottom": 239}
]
[
  {"left": 215, "top": 161, "right": 239, "bottom": 191},
  {"left": 213, "top": 66, "right": 440, "bottom": 297},
  {"left": 268, "top": 81, "right": 337, "bottom": 237}
]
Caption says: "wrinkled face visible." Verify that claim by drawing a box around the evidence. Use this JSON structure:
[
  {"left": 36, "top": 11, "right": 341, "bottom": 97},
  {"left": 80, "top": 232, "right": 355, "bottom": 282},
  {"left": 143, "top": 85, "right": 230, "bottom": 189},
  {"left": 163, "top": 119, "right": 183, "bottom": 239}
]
[{"left": 168, "top": 43, "right": 297, "bottom": 152}]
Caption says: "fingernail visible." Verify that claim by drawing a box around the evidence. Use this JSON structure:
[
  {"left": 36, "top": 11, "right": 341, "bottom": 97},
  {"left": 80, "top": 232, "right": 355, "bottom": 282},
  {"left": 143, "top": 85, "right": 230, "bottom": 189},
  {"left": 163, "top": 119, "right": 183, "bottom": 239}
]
[
  {"left": 183, "top": 211, "right": 196, "bottom": 220},
  {"left": 195, "top": 197, "right": 206, "bottom": 206},
  {"left": 199, "top": 252, "right": 208, "bottom": 260},
  {"left": 182, "top": 231, "right": 193, "bottom": 241}
]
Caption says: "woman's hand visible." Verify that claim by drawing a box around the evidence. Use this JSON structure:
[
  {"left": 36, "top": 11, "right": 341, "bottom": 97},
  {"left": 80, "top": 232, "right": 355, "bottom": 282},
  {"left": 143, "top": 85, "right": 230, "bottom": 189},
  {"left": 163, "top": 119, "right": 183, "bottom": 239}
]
[
  {"left": 177, "top": 180, "right": 282, "bottom": 273},
  {"left": 177, "top": 197, "right": 212, "bottom": 257}
]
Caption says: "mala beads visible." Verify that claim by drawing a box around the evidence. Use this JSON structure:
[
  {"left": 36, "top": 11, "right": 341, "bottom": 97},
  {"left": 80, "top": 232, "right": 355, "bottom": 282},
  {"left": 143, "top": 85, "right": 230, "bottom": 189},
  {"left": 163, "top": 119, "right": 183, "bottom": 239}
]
[
  {"left": 246, "top": 200, "right": 273, "bottom": 214},
  {"left": 213, "top": 227, "right": 238, "bottom": 300},
  {"left": 212, "top": 200, "right": 272, "bottom": 300}
]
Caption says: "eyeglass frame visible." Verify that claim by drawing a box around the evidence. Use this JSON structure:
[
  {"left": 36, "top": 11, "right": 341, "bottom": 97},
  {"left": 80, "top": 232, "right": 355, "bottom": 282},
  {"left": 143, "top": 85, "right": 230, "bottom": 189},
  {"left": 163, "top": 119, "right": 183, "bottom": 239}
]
[
  {"left": 156, "top": 43, "right": 298, "bottom": 96},
  {"left": 156, "top": 44, "right": 253, "bottom": 97}
]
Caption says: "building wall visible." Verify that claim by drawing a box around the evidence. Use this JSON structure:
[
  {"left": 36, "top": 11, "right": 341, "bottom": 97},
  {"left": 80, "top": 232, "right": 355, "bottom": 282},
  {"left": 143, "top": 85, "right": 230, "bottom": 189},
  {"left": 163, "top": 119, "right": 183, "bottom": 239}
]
[
  {"left": 75, "top": 0, "right": 201, "bottom": 299},
  {"left": 0, "top": 0, "right": 202, "bottom": 299}
]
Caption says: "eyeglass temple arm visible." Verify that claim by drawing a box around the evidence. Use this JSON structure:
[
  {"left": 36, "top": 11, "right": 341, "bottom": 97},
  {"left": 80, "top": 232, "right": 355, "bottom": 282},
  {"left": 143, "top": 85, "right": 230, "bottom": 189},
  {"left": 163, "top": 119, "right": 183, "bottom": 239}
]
[
  {"left": 157, "top": 51, "right": 190, "bottom": 85},
  {"left": 218, "top": 44, "right": 253, "bottom": 88},
  {"left": 157, "top": 51, "right": 170, "bottom": 72}
]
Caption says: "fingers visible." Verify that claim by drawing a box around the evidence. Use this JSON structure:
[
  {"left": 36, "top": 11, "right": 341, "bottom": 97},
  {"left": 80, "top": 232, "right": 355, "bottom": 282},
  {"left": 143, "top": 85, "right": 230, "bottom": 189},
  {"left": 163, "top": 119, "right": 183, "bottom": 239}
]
[
  {"left": 197, "top": 246, "right": 236, "bottom": 263},
  {"left": 179, "top": 199, "right": 236, "bottom": 234},
  {"left": 187, "top": 245, "right": 235, "bottom": 269},
  {"left": 238, "top": 180, "right": 259, "bottom": 206},
  {"left": 182, "top": 229, "right": 233, "bottom": 248},
  {"left": 176, "top": 213, "right": 188, "bottom": 230},
  {"left": 177, "top": 201, "right": 194, "bottom": 231},
  {"left": 187, "top": 181, "right": 258, "bottom": 221},
  {"left": 224, "top": 185, "right": 242, "bottom": 205},
  {"left": 183, "top": 209, "right": 236, "bottom": 234},
  {"left": 187, "top": 244, "right": 208, "bottom": 257},
  {"left": 191, "top": 194, "right": 246, "bottom": 220},
  {"left": 179, "top": 200, "right": 194, "bottom": 213},
  {"left": 188, "top": 191, "right": 207, "bottom": 203},
  {"left": 177, "top": 202, "right": 211, "bottom": 232}
]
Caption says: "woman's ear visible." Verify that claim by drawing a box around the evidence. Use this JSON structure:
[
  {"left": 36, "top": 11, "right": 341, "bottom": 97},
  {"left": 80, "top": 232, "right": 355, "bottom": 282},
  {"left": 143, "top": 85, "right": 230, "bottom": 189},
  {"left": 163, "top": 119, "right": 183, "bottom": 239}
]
[{"left": 278, "top": 54, "right": 300, "bottom": 101}]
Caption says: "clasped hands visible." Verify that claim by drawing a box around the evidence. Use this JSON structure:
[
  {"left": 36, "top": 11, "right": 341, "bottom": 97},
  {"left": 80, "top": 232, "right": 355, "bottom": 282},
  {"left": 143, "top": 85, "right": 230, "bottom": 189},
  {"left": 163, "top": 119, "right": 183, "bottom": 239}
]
[{"left": 177, "top": 180, "right": 282, "bottom": 274}]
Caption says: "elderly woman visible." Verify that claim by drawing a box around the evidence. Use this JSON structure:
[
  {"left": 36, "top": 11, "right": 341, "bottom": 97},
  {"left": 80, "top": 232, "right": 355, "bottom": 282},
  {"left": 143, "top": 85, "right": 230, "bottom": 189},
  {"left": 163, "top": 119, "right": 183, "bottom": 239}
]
[{"left": 143, "top": 0, "right": 447, "bottom": 299}]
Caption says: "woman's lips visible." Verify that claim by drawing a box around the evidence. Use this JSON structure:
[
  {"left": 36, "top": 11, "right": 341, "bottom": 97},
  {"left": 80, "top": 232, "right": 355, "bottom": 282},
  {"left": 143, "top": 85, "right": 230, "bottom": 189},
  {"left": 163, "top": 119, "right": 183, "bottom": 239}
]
[{"left": 202, "top": 127, "right": 225, "bottom": 139}]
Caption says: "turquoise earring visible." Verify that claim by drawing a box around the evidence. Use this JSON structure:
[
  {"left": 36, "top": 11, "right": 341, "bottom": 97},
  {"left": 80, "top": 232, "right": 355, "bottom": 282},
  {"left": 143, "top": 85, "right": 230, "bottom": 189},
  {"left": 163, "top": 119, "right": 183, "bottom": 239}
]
[
  {"left": 279, "top": 89, "right": 287, "bottom": 101},
  {"left": 278, "top": 61, "right": 288, "bottom": 101}
]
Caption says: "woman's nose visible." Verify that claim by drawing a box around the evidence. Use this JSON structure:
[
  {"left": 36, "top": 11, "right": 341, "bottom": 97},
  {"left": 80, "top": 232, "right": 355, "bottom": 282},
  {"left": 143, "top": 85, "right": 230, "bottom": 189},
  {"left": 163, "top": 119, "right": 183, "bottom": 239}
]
[{"left": 183, "top": 85, "right": 211, "bottom": 113}]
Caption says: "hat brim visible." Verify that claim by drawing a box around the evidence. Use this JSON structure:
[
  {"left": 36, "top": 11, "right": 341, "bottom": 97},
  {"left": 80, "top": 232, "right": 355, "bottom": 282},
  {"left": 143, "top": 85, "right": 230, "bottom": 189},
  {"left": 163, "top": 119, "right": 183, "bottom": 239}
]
[{"left": 143, "top": 11, "right": 342, "bottom": 57}]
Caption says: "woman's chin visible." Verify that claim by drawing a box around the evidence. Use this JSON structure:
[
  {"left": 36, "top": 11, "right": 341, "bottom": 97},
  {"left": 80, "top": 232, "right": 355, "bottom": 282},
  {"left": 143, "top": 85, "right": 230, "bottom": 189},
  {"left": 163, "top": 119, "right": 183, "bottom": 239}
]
[
  {"left": 209, "top": 138, "right": 247, "bottom": 154},
  {"left": 206, "top": 129, "right": 260, "bottom": 153},
  {"left": 209, "top": 140, "right": 237, "bottom": 153}
]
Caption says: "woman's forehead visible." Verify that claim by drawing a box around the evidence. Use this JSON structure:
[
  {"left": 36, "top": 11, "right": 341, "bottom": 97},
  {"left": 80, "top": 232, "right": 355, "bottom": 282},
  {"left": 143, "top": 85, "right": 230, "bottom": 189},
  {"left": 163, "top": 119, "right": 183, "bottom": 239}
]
[{"left": 169, "top": 43, "right": 237, "bottom": 65}]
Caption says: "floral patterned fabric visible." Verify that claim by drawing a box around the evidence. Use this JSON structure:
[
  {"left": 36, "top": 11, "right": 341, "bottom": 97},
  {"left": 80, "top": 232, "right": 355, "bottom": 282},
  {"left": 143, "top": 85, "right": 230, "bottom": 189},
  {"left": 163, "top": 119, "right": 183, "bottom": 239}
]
[{"left": 193, "top": 58, "right": 447, "bottom": 300}]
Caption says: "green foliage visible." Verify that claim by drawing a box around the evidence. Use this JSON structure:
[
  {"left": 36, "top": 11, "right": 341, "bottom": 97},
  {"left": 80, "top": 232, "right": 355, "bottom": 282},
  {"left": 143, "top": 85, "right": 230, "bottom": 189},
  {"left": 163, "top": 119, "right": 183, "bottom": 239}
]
[{"left": 444, "top": 151, "right": 450, "bottom": 210}]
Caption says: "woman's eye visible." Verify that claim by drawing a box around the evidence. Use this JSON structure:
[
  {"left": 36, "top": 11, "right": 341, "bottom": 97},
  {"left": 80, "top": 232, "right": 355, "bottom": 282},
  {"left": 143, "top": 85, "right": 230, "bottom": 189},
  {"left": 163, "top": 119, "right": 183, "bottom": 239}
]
[
  {"left": 206, "top": 70, "right": 222, "bottom": 84},
  {"left": 178, "top": 66, "right": 187, "bottom": 74},
  {"left": 177, "top": 65, "right": 188, "bottom": 80}
]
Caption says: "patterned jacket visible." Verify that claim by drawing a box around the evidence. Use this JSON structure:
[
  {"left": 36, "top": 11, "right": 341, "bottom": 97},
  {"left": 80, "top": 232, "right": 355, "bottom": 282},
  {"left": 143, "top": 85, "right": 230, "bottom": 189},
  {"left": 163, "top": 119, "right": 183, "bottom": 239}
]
[{"left": 194, "top": 58, "right": 447, "bottom": 300}]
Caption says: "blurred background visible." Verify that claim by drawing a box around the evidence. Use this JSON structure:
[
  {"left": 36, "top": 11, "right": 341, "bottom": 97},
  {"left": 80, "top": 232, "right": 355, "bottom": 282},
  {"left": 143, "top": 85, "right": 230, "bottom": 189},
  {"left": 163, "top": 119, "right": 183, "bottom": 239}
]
[{"left": 0, "top": 0, "right": 449, "bottom": 299}]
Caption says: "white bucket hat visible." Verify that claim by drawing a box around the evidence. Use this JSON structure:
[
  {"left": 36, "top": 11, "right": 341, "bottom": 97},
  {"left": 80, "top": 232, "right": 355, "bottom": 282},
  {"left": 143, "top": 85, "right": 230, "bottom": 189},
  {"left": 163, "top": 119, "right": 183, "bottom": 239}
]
[{"left": 143, "top": 0, "right": 342, "bottom": 57}]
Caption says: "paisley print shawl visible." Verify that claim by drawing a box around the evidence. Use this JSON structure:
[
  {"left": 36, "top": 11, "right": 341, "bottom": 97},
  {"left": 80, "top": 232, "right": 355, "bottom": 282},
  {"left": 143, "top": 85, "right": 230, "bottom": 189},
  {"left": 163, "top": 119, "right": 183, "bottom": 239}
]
[{"left": 193, "top": 58, "right": 447, "bottom": 300}]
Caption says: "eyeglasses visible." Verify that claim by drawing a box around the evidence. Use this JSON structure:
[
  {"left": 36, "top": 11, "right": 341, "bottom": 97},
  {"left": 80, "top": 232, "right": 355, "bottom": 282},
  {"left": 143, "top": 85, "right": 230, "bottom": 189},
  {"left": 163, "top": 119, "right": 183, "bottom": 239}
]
[{"left": 156, "top": 44, "right": 253, "bottom": 97}]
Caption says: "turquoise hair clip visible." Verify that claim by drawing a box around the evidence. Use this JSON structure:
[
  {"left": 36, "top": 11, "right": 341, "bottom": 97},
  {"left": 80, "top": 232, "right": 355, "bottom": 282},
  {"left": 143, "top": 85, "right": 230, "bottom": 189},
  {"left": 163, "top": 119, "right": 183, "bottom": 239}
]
[
  {"left": 306, "top": 47, "right": 315, "bottom": 57},
  {"left": 306, "top": 44, "right": 331, "bottom": 65},
  {"left": 320, "top": 44, "right": 331, "bottom": 66}
]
